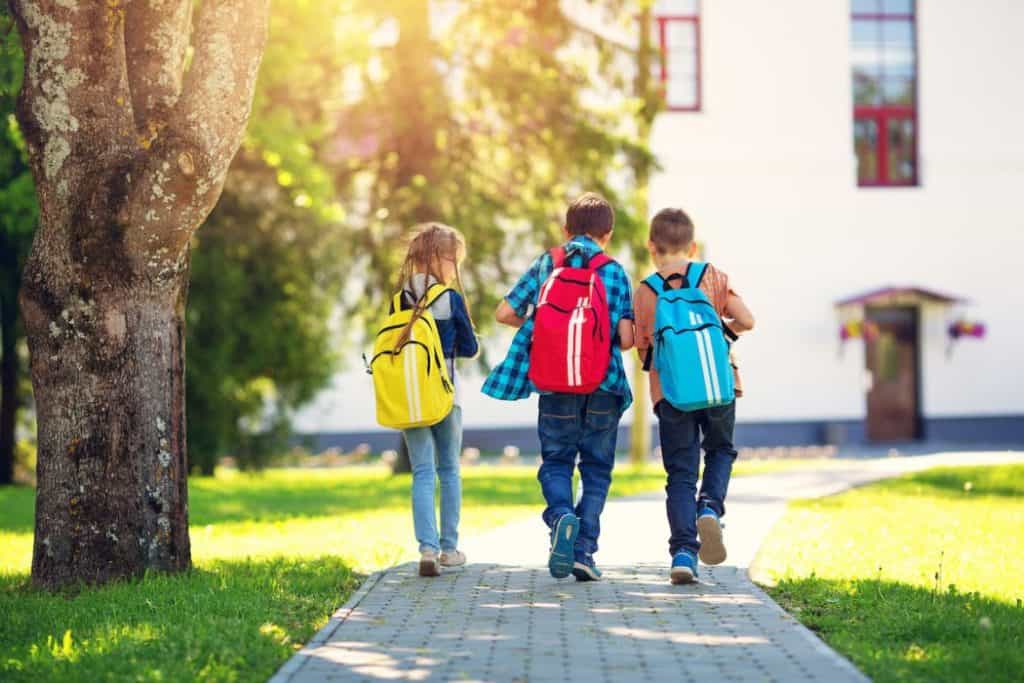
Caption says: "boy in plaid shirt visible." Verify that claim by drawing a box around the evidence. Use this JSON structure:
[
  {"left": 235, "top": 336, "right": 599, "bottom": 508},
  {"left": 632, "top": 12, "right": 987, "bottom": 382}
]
[{"left": 486, "top": 193, "right": 634, "bottom": 581}]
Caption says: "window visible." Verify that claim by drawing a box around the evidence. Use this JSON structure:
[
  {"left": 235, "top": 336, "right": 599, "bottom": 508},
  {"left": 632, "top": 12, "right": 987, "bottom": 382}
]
[
  {"left": 654, "top": 0, "right": 701, "bottom": 112},
  {"left": 851, "top": 0, "right": 918, "bottom": 186}
]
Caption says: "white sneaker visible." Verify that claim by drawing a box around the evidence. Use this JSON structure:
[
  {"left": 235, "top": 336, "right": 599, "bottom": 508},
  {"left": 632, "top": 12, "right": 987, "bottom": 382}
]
[
  {"left": 440, "top": 549, "right": 467, "bottom": 567},
  {"left": 419, "top": 550, "right": 440, "bottom": 577}
]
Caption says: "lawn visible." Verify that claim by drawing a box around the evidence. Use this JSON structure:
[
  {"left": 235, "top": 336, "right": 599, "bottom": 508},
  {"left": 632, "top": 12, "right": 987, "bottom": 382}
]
[
  {"left": 0, "top": 464, "right": 672, "bottom": 682},
  {"left": 754, "top": 464, "right": 1024, "bottom": 683},
  {"left": 0, "top": 457, "right": 835, "bottom": 681}
]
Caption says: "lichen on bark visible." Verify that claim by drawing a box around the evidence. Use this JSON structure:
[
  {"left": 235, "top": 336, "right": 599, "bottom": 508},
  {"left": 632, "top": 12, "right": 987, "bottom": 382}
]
[{"left": 10, "top": 0, "right": 270, "bottom": 589}]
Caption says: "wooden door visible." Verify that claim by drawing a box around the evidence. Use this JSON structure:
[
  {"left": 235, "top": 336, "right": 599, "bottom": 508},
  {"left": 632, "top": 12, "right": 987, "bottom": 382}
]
[{"left": 865, "top": 306, "right": 921, "bottom": 441}]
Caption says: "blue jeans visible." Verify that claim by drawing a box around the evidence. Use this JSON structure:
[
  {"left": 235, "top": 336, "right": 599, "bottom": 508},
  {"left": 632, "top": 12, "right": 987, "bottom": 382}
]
[
  {"left": 656, "top": 400, "right": 738, "bottom": 557},
  {"left": 537, "top": 391, "right": 623, "bottom": 564},
  {"left": 402, "top": 406, "right": 462, "bottom": 553}
]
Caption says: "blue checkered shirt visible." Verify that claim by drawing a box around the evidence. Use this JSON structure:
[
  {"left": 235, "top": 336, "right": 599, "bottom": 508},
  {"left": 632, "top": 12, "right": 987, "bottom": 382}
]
[{"left": 482, "top": 236, "right": 634, "bottom": 409}]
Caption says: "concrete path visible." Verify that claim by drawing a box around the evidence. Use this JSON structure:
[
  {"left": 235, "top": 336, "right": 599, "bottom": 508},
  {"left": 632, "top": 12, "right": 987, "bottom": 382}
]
[{"left": 272, "top": 451, "right": 1023, "bottom": 682}]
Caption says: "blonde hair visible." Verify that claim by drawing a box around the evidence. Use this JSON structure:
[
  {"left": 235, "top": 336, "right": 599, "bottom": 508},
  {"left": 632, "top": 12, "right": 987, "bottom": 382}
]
[{"left": 394, "top": 223, "right": 473, "bottom": 349}]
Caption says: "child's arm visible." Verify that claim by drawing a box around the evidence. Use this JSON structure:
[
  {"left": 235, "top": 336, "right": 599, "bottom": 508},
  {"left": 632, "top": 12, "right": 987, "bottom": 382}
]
[
  {"left": 452, "top": 292, "right": 480, "bottom": 358},
  {"left": 495, "top": 300, "right": 526, "bottom": 328},
  {"left": 617, "top": 319, "right": 635, "bottom": 351},
  {"left": 724, "top": 293, "right": 755, "bottom": 334}
]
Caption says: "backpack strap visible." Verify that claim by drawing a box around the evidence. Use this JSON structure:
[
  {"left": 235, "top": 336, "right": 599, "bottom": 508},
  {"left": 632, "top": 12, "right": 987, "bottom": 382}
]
[
  {"left": 422, "top": 283, "right": 451, "bottom": 309},
  {"left": 586, "top": 252, "right": 613, "bottom": 270},
  {"left": 549, "top": 247, "right": 567, "bottom": 268},
  {"left": 686, "top": 261, "right": 708, "bottom": 289},
  {"left": 641, "top": 273, "right": 663, "bottom": 295},
  {"left": 391, "top": 283, "right": 450, "bottom": 314}
]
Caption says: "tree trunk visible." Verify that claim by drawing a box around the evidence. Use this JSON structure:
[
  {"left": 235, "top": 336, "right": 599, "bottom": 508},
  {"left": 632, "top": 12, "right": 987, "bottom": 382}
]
[
  {"left": 10, "top": 0, "right": 269, "bottom": 588},
  {"left": 22, "top": 274, "right": 191, "bottom": 585},
  {"left": 0, "top": 259, "right": 17, "bottom": 485},
  {"left": 630, "top": 4, "right": 658, "bottom": 465}
]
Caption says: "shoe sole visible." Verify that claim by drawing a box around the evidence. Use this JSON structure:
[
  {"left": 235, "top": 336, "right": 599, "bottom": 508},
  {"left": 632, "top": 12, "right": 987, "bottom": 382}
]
[
  {"left": 572, "top": 562, "right": 601, "bottom": 582},
  {"left": 548, "top": 514, "right": 579, "bottom": 579},
  {"left": 697, "top": 515, "right": 727, "bottom": 565},
  {"left": 440, "top": 554, "right": 466, "bottom": 568},
  {"left": 419, "top": 559, "right": 440, "bottom": 577},
  {"left": 670, "top": 565, "right": 696, "bottom": 585}
]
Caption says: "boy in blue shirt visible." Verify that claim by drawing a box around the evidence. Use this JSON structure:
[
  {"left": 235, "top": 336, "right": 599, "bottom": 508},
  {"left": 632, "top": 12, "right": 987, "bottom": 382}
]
[{"left": 486, "top": 192, "right": 635, "bottom": 581}]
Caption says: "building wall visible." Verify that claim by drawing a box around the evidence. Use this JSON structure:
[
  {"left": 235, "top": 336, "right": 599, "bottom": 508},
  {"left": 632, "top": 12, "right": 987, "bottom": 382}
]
[{"left": 648, "top": 0, "right": 1024, "bottom": 424}]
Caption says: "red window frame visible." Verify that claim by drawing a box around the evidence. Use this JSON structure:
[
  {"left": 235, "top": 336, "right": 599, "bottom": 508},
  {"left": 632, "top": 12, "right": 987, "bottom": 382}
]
[
  {"left": 851, "top": 3, "right": 919, "bottom": 187},
  {"left": 654, "top": 12, "right": 702, "bottom": 112}
]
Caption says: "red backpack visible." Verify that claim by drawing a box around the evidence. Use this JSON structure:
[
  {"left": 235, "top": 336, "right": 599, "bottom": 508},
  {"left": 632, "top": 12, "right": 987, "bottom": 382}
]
[{"left": 528, "top": 247, "right": 613, "bottom": 394}]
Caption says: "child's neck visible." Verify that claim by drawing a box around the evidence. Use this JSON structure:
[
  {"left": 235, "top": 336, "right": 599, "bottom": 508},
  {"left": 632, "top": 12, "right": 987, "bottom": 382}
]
[{"left": 655, "top": 254, "right": 690, "bottom": 274}]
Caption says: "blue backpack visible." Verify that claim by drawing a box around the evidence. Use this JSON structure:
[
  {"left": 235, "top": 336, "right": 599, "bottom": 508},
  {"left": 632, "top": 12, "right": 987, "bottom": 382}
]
[{"left": 642, "top": 263, "right": 735, "bottom": 412}]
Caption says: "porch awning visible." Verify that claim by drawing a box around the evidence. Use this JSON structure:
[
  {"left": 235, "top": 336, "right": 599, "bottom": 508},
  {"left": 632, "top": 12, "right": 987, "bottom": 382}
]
[{"left": 835, "top": 286, "right": 965, "bottom": 309}]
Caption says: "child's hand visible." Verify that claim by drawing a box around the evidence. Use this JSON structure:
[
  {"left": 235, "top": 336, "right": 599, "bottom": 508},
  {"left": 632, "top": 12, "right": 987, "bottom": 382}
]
[
  {"left": 617, "top": 319, "right": 635, "bottom": 351},
  {"left": 495, "top": 300, "right": 526, "bottom": 328}
]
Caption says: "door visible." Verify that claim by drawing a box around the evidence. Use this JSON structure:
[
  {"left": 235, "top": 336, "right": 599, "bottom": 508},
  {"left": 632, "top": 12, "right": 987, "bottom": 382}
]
[{"left": 865, "top": 306, "right": 921, "bottom": 441}]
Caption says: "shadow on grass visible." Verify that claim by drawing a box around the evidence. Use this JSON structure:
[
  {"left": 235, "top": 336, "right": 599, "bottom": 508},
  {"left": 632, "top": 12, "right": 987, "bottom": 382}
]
[
  {"left": 0, "top": 556, "right": 360, "bottom": 683},
  {"left": 876, "top": 464, "right": 1024, "bottom": 500},
  {"left": 1, "top": 467, "right": 665, "bottom": 532},
  {"left": 768, "top": 576, "right": 1024, "bottom": 683}
]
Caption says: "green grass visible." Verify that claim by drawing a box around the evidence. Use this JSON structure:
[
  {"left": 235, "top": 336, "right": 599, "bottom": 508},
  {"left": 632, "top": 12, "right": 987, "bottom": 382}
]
[
  {"left": 0, "top": 464, "right": 670, "bottom": 681},
  {"left": 754, "top": 464, "right": 1024, "bottom": 683},
  {"left": 0, "top": 457, "right": 836, "bottom": 681}
]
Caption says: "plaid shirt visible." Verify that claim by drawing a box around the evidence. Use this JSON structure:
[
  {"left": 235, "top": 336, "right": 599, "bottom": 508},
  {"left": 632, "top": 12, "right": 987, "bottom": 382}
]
[{"left": 483, "top": 236, "right": 634, "bottom": 408}]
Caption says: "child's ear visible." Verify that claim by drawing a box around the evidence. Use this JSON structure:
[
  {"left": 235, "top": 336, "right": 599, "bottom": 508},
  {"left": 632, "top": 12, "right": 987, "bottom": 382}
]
[
  {"left": 687, "top": 242, "right": 698, "bottom": 259},
  {"left": 597, "top": 230, "right": 613, "bottom": 249},
  {"left": 561, "top": 225, "right": 571, "bottom": 240}
]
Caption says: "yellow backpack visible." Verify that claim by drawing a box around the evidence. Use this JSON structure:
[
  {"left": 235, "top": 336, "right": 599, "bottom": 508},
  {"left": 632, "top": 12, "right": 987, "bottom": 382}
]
[{"left": 369, "top": 284, "right": 454, "bottom": 429}]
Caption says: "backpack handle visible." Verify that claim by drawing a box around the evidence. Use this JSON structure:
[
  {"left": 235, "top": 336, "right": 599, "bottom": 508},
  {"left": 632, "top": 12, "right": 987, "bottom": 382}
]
[{"left": 391, "top": 282, "right": 450, "bottom": 314}]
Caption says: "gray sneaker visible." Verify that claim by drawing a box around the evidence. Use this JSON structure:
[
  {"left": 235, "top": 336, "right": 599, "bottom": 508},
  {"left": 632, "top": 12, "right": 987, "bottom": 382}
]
[{"left": 440, "top": 549, "right": 466, "bottom": 567}]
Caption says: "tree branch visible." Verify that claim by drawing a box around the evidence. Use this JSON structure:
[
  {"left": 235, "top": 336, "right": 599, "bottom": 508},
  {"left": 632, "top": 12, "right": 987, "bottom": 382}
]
[
  {"left": 8, "top": 0, "right": 133, "bottom": 195},
  {"left": 125, "top": 0, "right": 193, "bottom": 136},
  {"left": 122, "top": 0, "right": 270, "bottom": 273}
]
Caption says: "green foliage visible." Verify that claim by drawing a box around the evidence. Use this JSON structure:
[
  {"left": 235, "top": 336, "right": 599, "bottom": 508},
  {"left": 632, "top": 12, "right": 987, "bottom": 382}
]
[
  {"left": 246, "top": 1, "right": 653, "bottom": 344},
  {"left": 1, "top": 10, "right": 36, "bottom": 486},
  {"left": 757, "top": 464, "right": 1024, "bottom": 682},
  {"left": 186, "top": 163, "right": 345, "bottom": 475}
]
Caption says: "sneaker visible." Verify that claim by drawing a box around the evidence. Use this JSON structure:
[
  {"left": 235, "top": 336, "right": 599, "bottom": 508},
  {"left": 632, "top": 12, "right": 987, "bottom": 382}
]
[
  {"left": 440, "top": 549, "right": 467, "bottom": 568},
  {"left": 572, "top": 558, "right": 602, "bottom": 582},
  {"left": 548, "top": 513, "right": 579, "bottom": 579},
  {"left": 670, "top": 551, "right": 699, "bottom": 585},
  {"left": 696, "top": 507, "right": 727, "bottom": 565},
  {"left": 419, "top": 549, "right": 441, "bottom": 577}
]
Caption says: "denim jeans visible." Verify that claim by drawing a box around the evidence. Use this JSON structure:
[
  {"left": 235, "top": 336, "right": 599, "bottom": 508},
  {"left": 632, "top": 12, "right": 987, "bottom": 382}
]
[
  {"left": 656, "top": 400, "right": 738, "bottom": 557},
  {"left": 402, "top": 406, "right": 462, "bottom": 553},
  {"left": 537, "top": 391, "right": 623, "bottom": 563}
]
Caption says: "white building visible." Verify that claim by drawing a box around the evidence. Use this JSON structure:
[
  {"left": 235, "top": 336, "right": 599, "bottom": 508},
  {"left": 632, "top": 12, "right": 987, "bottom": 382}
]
[
  {"left": 298, "top": 0, "right": 1024, "bottom": 450},
  {"left": 644, "top": 0, "right": 1023, "bottom": 445}
]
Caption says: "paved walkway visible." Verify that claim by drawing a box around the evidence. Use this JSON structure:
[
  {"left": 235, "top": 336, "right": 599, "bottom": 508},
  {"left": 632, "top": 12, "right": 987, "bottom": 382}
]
[{"left": 272, "top": 451, "right": 1023, "bottom": 682}]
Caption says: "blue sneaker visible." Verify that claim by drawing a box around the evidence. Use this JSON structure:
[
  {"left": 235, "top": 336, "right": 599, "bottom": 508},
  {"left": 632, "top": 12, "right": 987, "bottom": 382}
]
[
  {"left": 548, "top": 513, "right": 579, "bottom": 579},
  {"left": 572, "top": 557, "right": 602, "bottom": 582},
  {"left": 696, "top": 506, "right": 727, "bottom": 565},
  {"left": 670, "top": 551, "right": 699, "bottom": 585}
]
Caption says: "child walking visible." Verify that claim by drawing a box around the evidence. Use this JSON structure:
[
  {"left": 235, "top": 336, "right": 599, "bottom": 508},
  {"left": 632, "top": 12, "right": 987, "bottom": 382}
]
[
  {"left": 634, "top": 208, "right": 755, "bottom": 584},
  {"left": 485, "top": 192, "right": 635, "bottom": 581},
  {"left": 395, "top": 224, "right": 479, "bottom": 577}
]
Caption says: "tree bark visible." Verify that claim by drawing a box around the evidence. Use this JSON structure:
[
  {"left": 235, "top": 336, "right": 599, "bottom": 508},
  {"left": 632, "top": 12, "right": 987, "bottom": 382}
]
[{"left": 10, "top": 0, "right": 269, "bottom": 589}]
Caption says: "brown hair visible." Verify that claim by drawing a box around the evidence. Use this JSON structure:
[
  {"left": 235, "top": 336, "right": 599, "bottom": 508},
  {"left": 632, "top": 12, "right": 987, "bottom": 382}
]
[
  {"left": 394, "top": 223, "right": 472, "bottom": 350},
  {"left": 566, "top": 192, "right": 614, "bottom": 238},
  {"left": 649, "top": 208, "right": 695, "bottom": 255}
]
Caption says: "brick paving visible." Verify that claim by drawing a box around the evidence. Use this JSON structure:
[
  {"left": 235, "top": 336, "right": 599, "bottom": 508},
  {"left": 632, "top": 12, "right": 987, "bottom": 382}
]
[{"left": 272, "top": 451, "right": 1023, "bottom": 682}]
